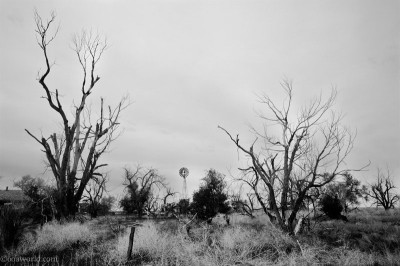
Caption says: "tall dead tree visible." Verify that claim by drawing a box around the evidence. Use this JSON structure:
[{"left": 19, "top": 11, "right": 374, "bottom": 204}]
[
  {"left": 219, "top": 81, "right": 366, "bottom": 233},
  {"left": 25, "top": 12, "right": 127, "bottom": 218},
  {"left": 365, "top": 168, "right": 399, "bottom": 210}
]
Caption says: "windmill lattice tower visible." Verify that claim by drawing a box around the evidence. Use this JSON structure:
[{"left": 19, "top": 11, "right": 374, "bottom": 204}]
[
  {"left": 179, "top": 167, "right": 189, "bottom": 200},
  {"left": 182, "top": 177, "right": 187, "bottom": 199}
]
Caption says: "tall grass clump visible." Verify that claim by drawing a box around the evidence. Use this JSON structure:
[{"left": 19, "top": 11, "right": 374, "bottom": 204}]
[
  {"left": 18, "top": 221, "right": 94, "bottom": 255},
  {"left": 220, "top": 224, "right": 296, "bottom": 262},
  {"left": 110, "top": 221, "right": 185, "bottom": 265}
]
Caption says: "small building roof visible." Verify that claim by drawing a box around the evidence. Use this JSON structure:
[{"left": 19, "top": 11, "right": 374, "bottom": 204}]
[{"left": 0, "top": 189, "right": 28, "bottom": 203}]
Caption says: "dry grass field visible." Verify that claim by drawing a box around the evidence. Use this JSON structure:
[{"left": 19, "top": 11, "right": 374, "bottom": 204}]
[{"left": 4, "top": 208, "right": 400, "bottom": 265}]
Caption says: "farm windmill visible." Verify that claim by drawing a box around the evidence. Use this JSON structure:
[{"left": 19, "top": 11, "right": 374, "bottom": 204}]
[{"left": 179, "top": 167, "right": 189, "bottom": 200}]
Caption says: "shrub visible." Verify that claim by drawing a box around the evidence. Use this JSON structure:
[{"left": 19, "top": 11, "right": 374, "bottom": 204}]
[
  {"left": 177, "top": 199, "right": 190, "bottom": 214},
  {"left": 14, "top": 175, "right": 56, "bottom": 223},
  {"left": 0, "top": 205, "right": 23, "bottom": 250},
  {"left": 190, "top": 169, "right": 230, "bottom": 220},
  {"left": 320, "top": 194, "right": 348, "bottom": 221}
]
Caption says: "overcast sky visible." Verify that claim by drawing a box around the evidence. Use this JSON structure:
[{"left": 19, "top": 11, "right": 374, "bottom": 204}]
[{"left": 0, "top": 0, "right": 399, "bottom": 200}]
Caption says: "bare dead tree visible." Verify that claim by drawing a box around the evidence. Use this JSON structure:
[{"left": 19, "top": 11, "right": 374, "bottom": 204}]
[
  {"left": 146, "top": 186, "right": 177, "bottom": 218},
  {"left": 163, "top": 187, "right": 177, "bottom": 206},
  {"left": 82, "top": 173, "right": 108, "bottom": 218},
  {"left": 25, "top": 11, "right": 128, "bottom": 218},
  {"left": 365, "top": 168, "right": 399, "bottom": 210},
  {"left": 120, "top": 166, "right": 167, "bottom": 217},
  {"left": 219, "top": 80, "right": 367, "bottom": 233},
  {"left": 145, "top": 194, "right": 162, "bottom": 217}
]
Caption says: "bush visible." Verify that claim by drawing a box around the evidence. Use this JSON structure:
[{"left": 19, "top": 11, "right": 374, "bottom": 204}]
[
  {"left": 177, "top": 199, "right": 190, "bottom": 214},
  {"left": 14, "top": 175, "right": 57, "bottom": 223},
  {"left": 80, "top": 196, "right": 115, "bottom": 218},
  {"left": 320, "top": 194, "right": 348, "bottom": 221},
  {"left": 190, "top": 169, "right": 230, "bottom": 220},
  {"left": 0, "top": 206, "right": 23, "bottom": 251}
]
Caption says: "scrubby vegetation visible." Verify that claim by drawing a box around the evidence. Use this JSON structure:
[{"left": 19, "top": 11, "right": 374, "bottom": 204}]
[
  {"left": 18, "top": 222, "right": 94, "bottom": 255},
  {"left": 0, "top": 206, "right": 23, "bottom": 251},
  {"left": 320, "top": 194, "right": 348, "bottom": 221},
  {"left": 190, "top": 169, "right": 230, "bottom": 220},
  {"left": 3, "top": 209, "right": 399, "bottom": 265}
]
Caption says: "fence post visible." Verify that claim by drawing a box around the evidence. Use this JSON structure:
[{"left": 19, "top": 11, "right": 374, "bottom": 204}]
[
  {"left": 127, "top": 226, "right": 136, "bottom": 261},
  {"left": 186, "top": 225, "right": 191, "bottom": 236}
]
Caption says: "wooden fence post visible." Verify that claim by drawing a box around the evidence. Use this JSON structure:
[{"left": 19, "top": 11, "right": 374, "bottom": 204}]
[
  {"left": 127, "top": 226, "right": 136, "bottom": 261},
  {"left": 186, "top": 225, "right": 191, "bottom": 236}
]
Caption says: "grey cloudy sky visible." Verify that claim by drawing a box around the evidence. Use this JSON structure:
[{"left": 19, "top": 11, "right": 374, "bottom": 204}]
[{"left": 0, "top": 0, "right": 399, "bottom": 199}]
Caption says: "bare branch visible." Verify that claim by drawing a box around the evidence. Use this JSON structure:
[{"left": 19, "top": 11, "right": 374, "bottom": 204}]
[
  {"left": 27, "top": 12, "right": 128, "bottom": 218},
  {"left": 365, "top": 167, "right": 400, "bottom": 210},
  {"left": 219, "top": 81, "right": 364, "bottom": 233}
]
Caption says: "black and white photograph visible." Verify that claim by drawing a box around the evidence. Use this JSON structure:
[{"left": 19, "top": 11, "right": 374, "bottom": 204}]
[{"left": 0, "top": 0, "right": 399, "bottom": 265}]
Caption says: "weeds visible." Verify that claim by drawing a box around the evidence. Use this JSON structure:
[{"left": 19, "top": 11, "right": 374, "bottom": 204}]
[
  {"left": 17, "top": 221, "right": 94, "bottom": 255},
  {"left": 7, "top": 209, "right": 400, "bottom": 265},
  {"left": 108, "top": 219, "right": 298, "bottom": 265}
]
